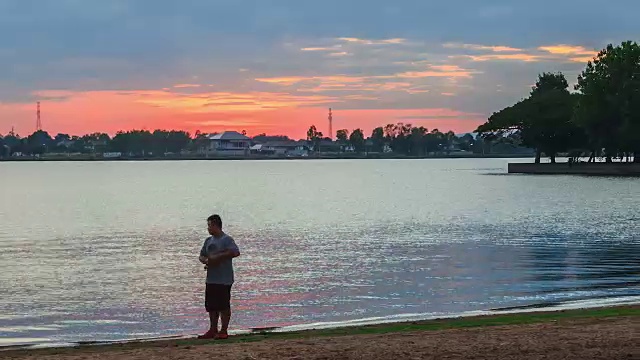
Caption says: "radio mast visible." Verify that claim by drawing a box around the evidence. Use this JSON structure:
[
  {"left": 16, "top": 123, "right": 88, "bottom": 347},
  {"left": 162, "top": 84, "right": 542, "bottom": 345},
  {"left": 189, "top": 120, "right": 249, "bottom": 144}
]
[
  {"left": 36, "top": 102, "right": 42, "bottom": 131},
  {"left": 328, "top": 108, "right": 333, "bottom": 140}
]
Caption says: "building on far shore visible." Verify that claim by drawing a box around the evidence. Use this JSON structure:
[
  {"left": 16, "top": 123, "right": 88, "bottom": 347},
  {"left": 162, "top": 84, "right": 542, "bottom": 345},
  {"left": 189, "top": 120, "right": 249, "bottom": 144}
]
[
  {"left": 250, "top": 140, "right": 310, "bottom": 157},
  {"left": 316, "top": 139, "right": 342, "bottom": 153},
  {"left": 201, "top": 131, "right": 251, "bottom": 156},
  {"left": 102, "top": 152, "right": 122, "bottom": 159}
]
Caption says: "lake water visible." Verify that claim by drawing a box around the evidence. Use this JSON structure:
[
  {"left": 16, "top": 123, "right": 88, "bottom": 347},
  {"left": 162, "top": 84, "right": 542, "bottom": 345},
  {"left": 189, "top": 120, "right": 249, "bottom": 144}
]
[{"left": 1, "top": 159, "right": 639, "bottom": 347}]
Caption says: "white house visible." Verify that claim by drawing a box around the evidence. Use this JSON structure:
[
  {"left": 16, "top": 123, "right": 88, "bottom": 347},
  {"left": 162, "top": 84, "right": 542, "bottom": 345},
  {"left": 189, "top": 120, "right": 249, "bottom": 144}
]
[
  {"left": 203, "top": 131, "right": 251, "bottom": 156},
  {"left": 250, "top": 140, "right": 310, "bottom": 157},
  {"left": 102, "top": 152, "right": 122, "bottom": 158}
]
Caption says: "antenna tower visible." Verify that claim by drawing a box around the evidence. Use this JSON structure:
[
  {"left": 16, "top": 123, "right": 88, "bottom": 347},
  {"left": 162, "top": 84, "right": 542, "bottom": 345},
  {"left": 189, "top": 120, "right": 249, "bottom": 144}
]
[
  {"left": 36, "top": 102, "right": 42, "bottom": 131},
  {"left": 328, "top": 108, "right": 333, "bottom": 140}
]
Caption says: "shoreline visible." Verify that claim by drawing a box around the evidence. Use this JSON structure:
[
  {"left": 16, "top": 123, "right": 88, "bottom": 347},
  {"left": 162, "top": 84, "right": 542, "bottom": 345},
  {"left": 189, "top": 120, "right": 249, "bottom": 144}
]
[
  {"left": 3, "top": 299, "right": 639, "bottom": 356},
  {"left": 0, "top": 154, "right": 533, "bottom": 162},
  {"left": 508, "top": 162, "right": 640, "bottom": 176},
  {"left": 3, "top": 306, "right": 638, "bottom": 360}
]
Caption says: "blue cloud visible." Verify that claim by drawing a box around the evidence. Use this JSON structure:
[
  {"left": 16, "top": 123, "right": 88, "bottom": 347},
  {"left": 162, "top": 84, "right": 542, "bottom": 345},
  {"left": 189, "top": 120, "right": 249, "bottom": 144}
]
[{"left": 0, "top": 0, "right": 637, "bottom": 117}]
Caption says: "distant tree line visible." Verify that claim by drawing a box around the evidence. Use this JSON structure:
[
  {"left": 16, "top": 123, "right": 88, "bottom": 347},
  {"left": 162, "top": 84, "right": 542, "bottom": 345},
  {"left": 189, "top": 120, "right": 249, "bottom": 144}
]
[
  {"left": 1, "top": 124, "right": 508, "bottom": 158},
  {"left": 321, "top": 124, "right": 490, "bottom": 155},
  {"left": 476, "top": 41, "right": 640, "bottom": 163},
  {"left": 0, "top": 130, "right": 192, "bottom": 157}
]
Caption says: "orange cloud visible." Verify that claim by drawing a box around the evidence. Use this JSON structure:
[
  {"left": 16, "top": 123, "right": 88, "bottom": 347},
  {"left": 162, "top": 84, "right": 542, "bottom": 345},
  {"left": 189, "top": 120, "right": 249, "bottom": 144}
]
[
  {"left": 430, "top": 65, "right": 468, "bottom": 72},
  {"left": 538, "top": 45, "right": 591, "bottom": 55},
  {"left": 253, "top": 63, "right": 477, "bottom": 98},
  {"left": 300, "top": 46, "right": 341, "bottom": 51},
  {"left": 406, "top": 88, "right": 430, "bottom": 94},
  {"left": 443, "top": 43, "right": 523, "bottom": 52},
  {"left": 395, "top": 69, "right": 474, "bottom": 78},
  {"left": 337, "top": 37, "right": 406, "bottom": 45},
  {"left": 256, "top": 65, "right": 476, "bottom": 89},
  {"left": 173, "top": 84, "right": 201, "bottom": 88},
  {"left": 379, "top": 82, "right": 414, "bottom": 90},
  {"left": 444, "top": 42, "right": 597, "bottom": 63},
  {"left": 443, "top": 43, "right": 597, "bottom": 62},
  {"left": 458, "top": 53, "right": 543, "bottom": 62},
  {"left": 131, "top": 90, "right": 337, "bottom": 112},
  {"left": 255, "top": 75, "right": 366, "bottom": 86},
  {"left": 302, "top": 47, "right": 329, "bottom": 51},
  {"left": 567, "top": 55, "right": 596, "bottom": 63},
  {"left": 538, "top": 44, "right": 597, "bottom": 62}
]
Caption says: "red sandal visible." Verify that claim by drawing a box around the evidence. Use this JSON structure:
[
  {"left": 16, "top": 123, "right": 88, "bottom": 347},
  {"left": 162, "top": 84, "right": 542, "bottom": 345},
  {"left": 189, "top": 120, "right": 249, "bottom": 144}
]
[
  {"left": 197, "top": 329, "right": 218, "bottom": 339},
  {"left": 215, "top": 331, "right": 229, "bottom": 340}
]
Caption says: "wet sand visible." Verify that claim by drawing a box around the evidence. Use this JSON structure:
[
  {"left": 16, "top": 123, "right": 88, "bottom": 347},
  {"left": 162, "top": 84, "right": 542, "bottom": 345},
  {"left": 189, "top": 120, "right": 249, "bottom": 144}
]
[{"left": 3, "top": 311, "right": 639, "bottom": 360}]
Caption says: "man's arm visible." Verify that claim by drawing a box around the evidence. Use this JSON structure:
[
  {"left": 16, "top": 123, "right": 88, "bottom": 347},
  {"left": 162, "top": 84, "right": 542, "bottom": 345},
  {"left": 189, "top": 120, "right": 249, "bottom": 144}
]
[
  {"left": 207, "top": 249, "right": 240, "bottom": 265},
  {"left": 199, "top": 240, "right": 209, "bottom": 265},
  {"left": 207, "top": 237, "right": 240, "bottom": 265}
]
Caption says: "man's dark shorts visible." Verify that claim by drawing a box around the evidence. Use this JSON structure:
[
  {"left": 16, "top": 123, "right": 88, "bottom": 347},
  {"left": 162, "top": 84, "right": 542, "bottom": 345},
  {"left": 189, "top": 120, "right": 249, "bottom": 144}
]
[{"left": 205, "top": 283, "right": 232, "bottom": 312}]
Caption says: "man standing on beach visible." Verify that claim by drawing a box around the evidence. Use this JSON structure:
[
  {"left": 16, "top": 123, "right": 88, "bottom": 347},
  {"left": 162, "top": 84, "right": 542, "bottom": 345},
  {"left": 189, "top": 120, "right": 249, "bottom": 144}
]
[{"left": 198, "top": 214, "right": 241, "bottom": 340}]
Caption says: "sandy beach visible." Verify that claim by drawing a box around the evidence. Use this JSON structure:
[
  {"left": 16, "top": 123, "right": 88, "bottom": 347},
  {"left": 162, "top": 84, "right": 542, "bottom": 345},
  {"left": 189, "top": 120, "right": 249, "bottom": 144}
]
[{"left": 3, "top": 307, "right": 639, "bottom": 360}]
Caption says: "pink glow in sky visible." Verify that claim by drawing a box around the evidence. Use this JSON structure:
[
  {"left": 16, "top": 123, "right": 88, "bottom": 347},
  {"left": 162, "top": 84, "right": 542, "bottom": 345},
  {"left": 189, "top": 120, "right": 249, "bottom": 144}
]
[{"left": 0, "top": 1, "right": 613, "bottom": 138}]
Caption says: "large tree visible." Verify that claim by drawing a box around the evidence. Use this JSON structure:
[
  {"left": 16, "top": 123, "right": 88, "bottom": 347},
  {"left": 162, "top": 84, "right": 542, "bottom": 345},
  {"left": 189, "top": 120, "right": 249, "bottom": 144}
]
[
  {"left": 0, "top": 135, "right": 6, "bottom": 157},
  {"left": 348, "top": 129, "right": 365, "bottom": 153},
  {"left": 336, "top": 129, "right": 349, "bottom": 143},
  {"left": 151, "top": 130, "right": 191, "bottom": 154},
  {"left": 410, "top": 126, "right": 428, "bottom": 156},
  {"left": 477, "top": 72, "right": 584, "bottom": 163},
  {"left": 385, "top": 123, "right": 413, "bottom": 155},
  {"left": 110, "top": 130, "right": 153, "bottom": 155},
  {"left": 26, "top": 130, "right": 54, "bottom": 155},
  {"left": 574, "top": 41, "right": 640, "bottom": 162},
  {"left": 306, "top": 125, "right": 323, "bottom": 152},
  {"left": 370, "top": 127, "right": 385, "bottom": 152},
  {"left": 424, "top": 129, "right": 445, "bottom": 155}
]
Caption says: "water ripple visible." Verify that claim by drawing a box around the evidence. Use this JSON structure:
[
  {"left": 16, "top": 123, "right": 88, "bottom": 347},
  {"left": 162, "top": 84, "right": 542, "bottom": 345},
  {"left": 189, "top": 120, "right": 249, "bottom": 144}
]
[{"left": 1, "top": 159, "right": 638, "bottom": 346}]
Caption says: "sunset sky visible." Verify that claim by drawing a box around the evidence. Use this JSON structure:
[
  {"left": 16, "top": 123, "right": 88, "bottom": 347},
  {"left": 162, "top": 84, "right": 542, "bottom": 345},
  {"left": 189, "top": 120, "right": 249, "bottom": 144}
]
[{"left": 0, "top": 0, "right": 637, "bottom": 139}]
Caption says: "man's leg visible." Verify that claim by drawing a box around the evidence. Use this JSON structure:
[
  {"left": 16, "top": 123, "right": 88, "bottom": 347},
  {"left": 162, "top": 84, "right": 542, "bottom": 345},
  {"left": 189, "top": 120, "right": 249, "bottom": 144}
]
[
  {"left": 220, "top": 309, "right": 231, "bottom": 334},
  {"left": 209, "top": 311, "right": 220, "bottom": 333},
  {"left": 198, "top": 285, "right": 219, "bottom": 339},
  {"left": 216, "top": 285, "right": 232, "bottom": 339},
  {"left": 197, "top": 311, "right": 218, "bottom": 339}
]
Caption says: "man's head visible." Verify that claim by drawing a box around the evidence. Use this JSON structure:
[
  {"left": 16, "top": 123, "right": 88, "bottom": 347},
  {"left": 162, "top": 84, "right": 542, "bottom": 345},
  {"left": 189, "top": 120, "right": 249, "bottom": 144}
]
[{"left": 207, "top": 214, "right": 223, "bottom": 236}]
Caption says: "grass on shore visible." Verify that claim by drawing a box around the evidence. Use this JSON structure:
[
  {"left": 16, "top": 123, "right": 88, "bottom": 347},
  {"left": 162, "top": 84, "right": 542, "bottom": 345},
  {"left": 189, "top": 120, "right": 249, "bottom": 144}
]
[
  {"left": 6, "top": 306, "right": 640, "bottom": 356},
  {"left": 182, "top": 306, "right": 640, "bottom": 345}
]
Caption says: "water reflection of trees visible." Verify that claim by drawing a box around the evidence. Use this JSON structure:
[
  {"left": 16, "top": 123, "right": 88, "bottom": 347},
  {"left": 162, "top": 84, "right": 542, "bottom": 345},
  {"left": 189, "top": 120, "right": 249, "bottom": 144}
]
[{"left": 520, "top": 237, "right": 640, "bottom": 295}]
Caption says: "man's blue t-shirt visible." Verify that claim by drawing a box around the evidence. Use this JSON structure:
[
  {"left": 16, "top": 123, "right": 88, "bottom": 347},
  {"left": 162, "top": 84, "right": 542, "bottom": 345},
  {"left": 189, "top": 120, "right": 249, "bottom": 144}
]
[{"left": 200, "top": 233, "right": 239, "bottom": 285}]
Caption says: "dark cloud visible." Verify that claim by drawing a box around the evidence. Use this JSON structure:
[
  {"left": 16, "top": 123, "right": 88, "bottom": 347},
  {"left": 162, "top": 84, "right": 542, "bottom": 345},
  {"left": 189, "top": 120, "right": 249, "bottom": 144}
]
[{"left": 0, "top": 0, "right": 638, "bottom": 118}]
